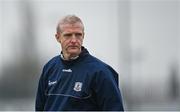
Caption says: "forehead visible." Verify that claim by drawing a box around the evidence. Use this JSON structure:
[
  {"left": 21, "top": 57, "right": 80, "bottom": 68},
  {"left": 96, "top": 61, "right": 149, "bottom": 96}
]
[{"left": 60, "top": 23, "right": 83, "bottom": 32}]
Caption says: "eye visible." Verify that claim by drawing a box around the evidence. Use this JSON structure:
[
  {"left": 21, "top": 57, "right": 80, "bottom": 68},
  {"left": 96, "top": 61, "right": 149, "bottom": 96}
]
[
  {"left": 64, "top": 33, "right": 72, "bottom": 37},
  {"left": 75, "top": 33, "right": 83, "bottom": 38},
  {"left": 63, "top": 33, "right": 73, "bottom": 39}
]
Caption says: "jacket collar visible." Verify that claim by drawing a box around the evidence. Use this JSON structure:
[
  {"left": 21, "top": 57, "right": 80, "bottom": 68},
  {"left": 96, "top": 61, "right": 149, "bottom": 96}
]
[{"left": 60, "top": 46, "right": 89, "bottom": 65}]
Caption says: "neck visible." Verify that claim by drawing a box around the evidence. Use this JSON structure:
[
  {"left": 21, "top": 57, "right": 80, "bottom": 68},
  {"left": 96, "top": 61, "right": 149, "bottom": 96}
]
[
  {"left": 61, "top": 52, "right": 80, "bottom": 61},
  {"left": 61, "top": 46, "right": 84, "bottom": 60}
]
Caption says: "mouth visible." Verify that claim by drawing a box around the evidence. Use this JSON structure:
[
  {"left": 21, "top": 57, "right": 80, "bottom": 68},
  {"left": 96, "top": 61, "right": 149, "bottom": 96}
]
[
  {"left": 65, "top": 46, "right": 81, "bottom": 56},
  {"left": 68, "top": 46, "right": 79, "bottom": 49}
]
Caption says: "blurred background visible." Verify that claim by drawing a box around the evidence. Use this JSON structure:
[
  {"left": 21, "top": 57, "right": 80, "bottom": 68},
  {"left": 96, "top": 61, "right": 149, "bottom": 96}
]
[{"left": 0, "top": 0, "right": 180, "bottom": 110}]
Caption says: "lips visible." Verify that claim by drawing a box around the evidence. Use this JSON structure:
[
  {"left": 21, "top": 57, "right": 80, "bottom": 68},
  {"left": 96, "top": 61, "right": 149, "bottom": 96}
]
[{"left": 68, "top": 46, "right": 79, "bottom": 49}]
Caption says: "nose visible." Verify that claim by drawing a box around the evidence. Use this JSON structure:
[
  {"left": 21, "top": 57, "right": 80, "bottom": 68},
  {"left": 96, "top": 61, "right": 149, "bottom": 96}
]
[{"left": 70, "top": 34, "right": 77, "bottom": 43}]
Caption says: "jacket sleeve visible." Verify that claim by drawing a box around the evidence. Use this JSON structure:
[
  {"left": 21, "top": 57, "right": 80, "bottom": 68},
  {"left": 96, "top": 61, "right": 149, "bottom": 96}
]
[
  {"left": 35, "top": 67, "right": 47, "bottom": 111},
  {"left": 94, "top": 68, "right": 124, "bottom": 111}
]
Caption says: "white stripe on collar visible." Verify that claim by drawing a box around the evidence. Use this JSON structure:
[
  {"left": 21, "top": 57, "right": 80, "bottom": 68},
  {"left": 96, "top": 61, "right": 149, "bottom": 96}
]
[{"left": 60, "top": 53, "right": 79, "bottom": 61}]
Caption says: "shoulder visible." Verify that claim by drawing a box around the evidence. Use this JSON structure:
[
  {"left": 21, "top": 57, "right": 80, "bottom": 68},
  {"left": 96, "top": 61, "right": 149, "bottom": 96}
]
[
  {"left": 86, "top": 55, "right": 119, "bottom": 85},
  {"left": 87, "top": 55, "right": 118, "bottom": 77},
  {"left": 89, "top": 56, "right": 118, "bottom": 84},
  {"left": 42, "top": 55, "right": 61, "bottom": 73},
  {"left": 87, "top": 55, "right": 116, "bottom": 72}
]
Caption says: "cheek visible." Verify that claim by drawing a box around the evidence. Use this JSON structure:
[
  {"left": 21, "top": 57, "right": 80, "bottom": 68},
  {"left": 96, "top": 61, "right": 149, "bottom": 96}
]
[
  {"left": 61, "top": 40, "right": 70, "bottom": 47},
  {"left": 61, "top": 39, "right": 83, "bottom": 47},
  {"left": 78, "top": 39, "right": 83, "bottom": 44}
]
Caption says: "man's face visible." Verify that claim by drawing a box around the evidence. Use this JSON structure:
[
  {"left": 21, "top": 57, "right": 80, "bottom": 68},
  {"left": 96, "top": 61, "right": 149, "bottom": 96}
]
[{"left": 56, "top": 23, "right": 84, "bottom": 59}]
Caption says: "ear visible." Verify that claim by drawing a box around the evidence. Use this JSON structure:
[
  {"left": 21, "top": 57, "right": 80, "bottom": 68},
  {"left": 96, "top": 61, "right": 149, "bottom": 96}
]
[{"left": 55, "top": 33, "right": 61, "bottom": 43}]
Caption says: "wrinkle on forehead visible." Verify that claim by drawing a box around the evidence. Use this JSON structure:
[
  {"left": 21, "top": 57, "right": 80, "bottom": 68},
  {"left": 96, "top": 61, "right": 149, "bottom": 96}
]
[{"left": 60, "top": 23, "right": 84, "bottom": 32}]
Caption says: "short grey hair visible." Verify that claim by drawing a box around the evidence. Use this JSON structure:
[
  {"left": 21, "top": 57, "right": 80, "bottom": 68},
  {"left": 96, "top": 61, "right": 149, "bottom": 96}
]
[{"left": 56, "top": 15, "right": 84, "bottom": 33}]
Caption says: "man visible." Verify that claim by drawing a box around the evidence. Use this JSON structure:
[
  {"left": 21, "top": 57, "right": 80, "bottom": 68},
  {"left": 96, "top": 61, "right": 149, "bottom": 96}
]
[{"left": 35, "top": 15, "right": 124, "bottom": 111}]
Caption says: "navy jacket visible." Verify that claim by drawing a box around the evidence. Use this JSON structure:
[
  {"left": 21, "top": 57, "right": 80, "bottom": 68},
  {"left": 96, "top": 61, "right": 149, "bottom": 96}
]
[{"left": 35, "top": 47, "right": 124, "bottom": 111}]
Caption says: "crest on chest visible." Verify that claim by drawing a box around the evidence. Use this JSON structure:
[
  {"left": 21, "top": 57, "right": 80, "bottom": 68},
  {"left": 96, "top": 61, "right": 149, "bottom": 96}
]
[{"left": 73, "top": 82, "right": 83, "bottom": 92}]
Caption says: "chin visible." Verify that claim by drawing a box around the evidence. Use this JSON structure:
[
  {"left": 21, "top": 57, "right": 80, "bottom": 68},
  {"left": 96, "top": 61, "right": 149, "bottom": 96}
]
[
  {"left": 70, "top": 51, "right": 80, "bottom": 55},
  {"left": 68, "top": 49, "right": 79, "bottom": 54}
]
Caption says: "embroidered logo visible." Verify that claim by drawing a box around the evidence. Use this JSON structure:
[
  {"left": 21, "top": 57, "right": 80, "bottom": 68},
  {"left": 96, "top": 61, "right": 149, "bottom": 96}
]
[
  {"left": 73, "top": 82, "right": 83, "bottom": 92},
  {"left": 48, "top": 80, "right": 57, "bottom": 86},
  {"left": 62, "top": 69, "right": 72, "bottom": 72}
]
